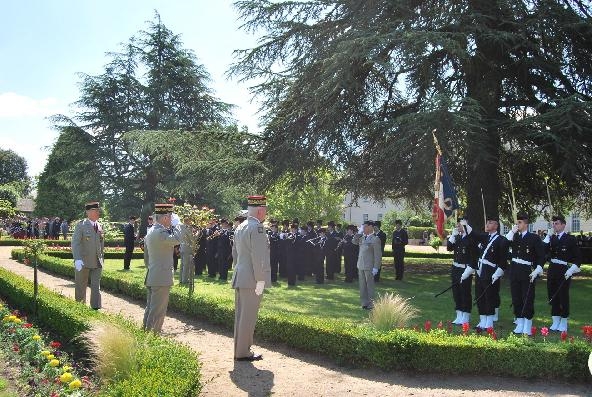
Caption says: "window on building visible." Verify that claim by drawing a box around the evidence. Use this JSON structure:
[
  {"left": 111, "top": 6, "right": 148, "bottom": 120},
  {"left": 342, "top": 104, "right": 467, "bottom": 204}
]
[
  {"left": 571, "top": 213, "right": 581, "bottom": 233},
  {"left": 363, "top": 214, "right": 368, "bottom": 222},
  {"left": 528, "top": 223, "right": 534, "bottom": 233},
  {"left": 377, "top": 213, "right": 383, "bottom": 221},
  {"left": 502, "top": 224, "right": 509, "bottom": 235}
]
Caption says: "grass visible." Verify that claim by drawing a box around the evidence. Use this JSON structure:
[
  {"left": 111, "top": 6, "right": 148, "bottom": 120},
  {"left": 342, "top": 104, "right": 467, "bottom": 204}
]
[
  {"left": 101, "top": 257, "right": 592, "bottom": 339},
  {"left": 369, "top": 292, "right": 419, "bottom": 330}
]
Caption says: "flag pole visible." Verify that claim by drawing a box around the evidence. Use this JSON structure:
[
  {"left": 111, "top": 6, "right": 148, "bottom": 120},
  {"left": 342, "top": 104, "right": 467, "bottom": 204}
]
[
  {"left": 507, "top": 172, "right": 518, "bottom": 223},
  {"left": 544, "top": 176, "right": 553, "bottom": 219},
  {"left": 480, "top": 188, "right": 486, "bottom": 229}
]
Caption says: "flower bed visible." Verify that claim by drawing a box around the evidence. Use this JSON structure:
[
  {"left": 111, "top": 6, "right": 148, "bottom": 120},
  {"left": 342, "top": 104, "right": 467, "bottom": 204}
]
[
  {"left": 10, "top": 250, "right": 592, "bottom": 381},
  {"left": 1, "top": 303, "right": 95, "bottom": 396},
  {"left": 0, "top": 238, "right": 126, "bottom": 247},
  {"left": 0, "top": 267, "right": 201, "bottom": 396}
]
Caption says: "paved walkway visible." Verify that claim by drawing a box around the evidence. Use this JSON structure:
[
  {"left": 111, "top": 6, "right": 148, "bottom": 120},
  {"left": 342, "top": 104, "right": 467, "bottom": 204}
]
[{"left": 0, "top": 247, "right": 589, "bottom": 396}]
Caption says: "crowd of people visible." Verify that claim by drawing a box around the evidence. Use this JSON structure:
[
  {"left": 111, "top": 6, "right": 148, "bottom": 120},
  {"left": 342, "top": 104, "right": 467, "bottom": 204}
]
[{"left": 2, "top": 215, "right": 70, "bottom": 240}]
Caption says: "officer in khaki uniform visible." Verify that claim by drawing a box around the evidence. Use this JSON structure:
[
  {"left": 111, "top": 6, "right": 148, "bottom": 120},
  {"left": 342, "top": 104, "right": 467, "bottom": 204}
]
[
  {"left": 179, "top": 216, "right": 196, "bottom": 284},
  {"left": 353, "top": 220, "right": 382, "bottom": 310},
  {"left": 71, "top": 201, "right": 104, "bottom": 309},
  {"left": 231, "top": 195, "right": 272, "bottom": 361},
  {"left": 142, "top": 203, "right": 182, "bottom": 333}
]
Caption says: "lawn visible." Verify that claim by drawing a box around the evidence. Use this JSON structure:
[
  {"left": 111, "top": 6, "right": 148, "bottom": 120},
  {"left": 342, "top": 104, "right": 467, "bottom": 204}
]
[{"left": 103, "top": 257, "right": 591, "bottom": 339}]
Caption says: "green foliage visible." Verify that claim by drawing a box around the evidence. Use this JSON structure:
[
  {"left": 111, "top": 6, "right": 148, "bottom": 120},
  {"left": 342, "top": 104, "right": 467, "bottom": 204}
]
[
  {"left": 266, "top": 169, "right": 345, "bottom": 222},
  {"left": 0, "top": 149, "right": 29, "bottom": 190},
  {"left": 0, "top": 200, "right": 16, "bottom": 219},
  {"left": 11, "top": 249, "right": 591, "bottom": 380},
  {"left": 0, "top": 267, "right": 201, "bottom": 396},
  {"left": 429, "top": 236, "right": 443, "bottom": 252},
  {"left": 369, "top": 292, "right": 419, "bottom": 331},
  {"left": 0, "top": 187, "right": 18, "bottom": 208},
  {"left": 22, "top": 239, "right": 47, "bottom": 260}
]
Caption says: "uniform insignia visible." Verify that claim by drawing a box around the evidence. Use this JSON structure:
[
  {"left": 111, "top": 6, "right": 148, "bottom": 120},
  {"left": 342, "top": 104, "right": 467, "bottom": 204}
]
[
  {"left": 526, "top": 248, "right": 529, "bottom": 254},
  {"left": 258, "top": 226, "right": 264, "bottom": 233}
]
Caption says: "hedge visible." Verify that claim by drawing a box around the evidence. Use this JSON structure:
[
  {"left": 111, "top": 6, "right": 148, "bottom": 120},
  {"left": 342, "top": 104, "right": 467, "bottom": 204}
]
[
  {"left": 0, "top": 266, "right": 201, "bottom": 396},
  {"left": 10, "top": 250, "right": 592, "bottom": 381},
  {"left": 45, "top": 250, "right": 144, "bottom": 260},
  {"left": 0, "top": 238, "right": 126, "bottom": 247}
]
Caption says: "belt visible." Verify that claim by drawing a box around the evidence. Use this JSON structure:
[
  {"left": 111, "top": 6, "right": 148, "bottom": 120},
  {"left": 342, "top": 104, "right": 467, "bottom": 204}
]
[
  {"left": 550, "top": 258, "right": 570, "bottom": 266},
  {"left": 453, "top": 262, "right": 468, "bottom": 269},
  {"left": 478, "top": 258, "right": 497, "bottom": 267},
  {"left": 512, "top": 258, "right": 533, "bottom": 266}
]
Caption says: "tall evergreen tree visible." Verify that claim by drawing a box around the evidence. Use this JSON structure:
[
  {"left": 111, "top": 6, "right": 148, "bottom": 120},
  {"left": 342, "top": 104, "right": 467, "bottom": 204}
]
[{"left": 231, "top": 0, "right": 592, "bottom": 227}]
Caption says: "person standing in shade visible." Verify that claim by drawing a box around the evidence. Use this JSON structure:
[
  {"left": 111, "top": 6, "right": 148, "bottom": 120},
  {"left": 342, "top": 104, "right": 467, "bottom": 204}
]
[
  {"left": 179, "top": 215, "right": 196, "bottom": 285},
  {"left": 231, "top": 195, "right": 271, "bottom": 361},
  {"left": 391, "top": 220, "right": 408, "bottom": 280},
  {"left": 372, "top": 221, "right": 387, "bottom": 282},
  {"left": 353, "top": 221, "right": 382, "bottom": 310},
  {"left": 268, "top": 223, "right": 281, "bottom": 282},
  {"left": 342, "top": 225, "right": 359, "bottom": 283},
  {"left": 447, "top": 218, "right": 474, "bottom": 325},
  {"left": 143, "top": 203, "right": 181, "bottom": 333},
  {"left": 217, "top": 219, "right": 233, "bottom": 281},
  {"left": 543, "top": 214, "right": 582, "bottom": 332},
  {"left": 123, "top": 216, "right": 136, "bottom": 271},
  {"left": 60, "top": 219, "right": 69, "bottom": 240},
  {"left": 71, "top": 201, "right": 104, "bottom": 310}
]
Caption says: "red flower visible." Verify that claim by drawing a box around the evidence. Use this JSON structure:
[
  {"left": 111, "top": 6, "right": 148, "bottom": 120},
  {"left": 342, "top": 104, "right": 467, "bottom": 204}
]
[
  {"left": 560, "top": 331, "right": 568, "bottom": 341},
  {"left": 486, "top": 327, "right": 494, "bottom": 335},
  {"left": 531, "top": 326, "right": 537, "bottom": 336},
  {"left": 22, "top": 323, "right": 33, "bottom": 328},
  {"left": 49, "top": 341, "right": 61, "bottom": 349},
  {"left": 491, "top": 331, "right": 498, "bottom": 340},
  {"left": 23, "top": 258, "right": 31, "bottom": 265},
  {"left": 437, "top": 321, "right": 443, "bottom": 330},
  {"left": 12, "top": 344, "right": 19, "bottom": 352},
  {"left": 540, "top": 327, "right": 549, "bottom": 337},
  {"left": 462, "top": 322, "right": 469, "bottom": 334},
  {"left": 424, "top": 320, "right": 431, "bottom": 332}
]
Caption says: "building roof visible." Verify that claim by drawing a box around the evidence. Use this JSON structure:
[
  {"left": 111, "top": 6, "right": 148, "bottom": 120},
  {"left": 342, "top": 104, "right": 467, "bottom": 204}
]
[{"left": 16, "top": 198, "right": 35, "bottom": 213}]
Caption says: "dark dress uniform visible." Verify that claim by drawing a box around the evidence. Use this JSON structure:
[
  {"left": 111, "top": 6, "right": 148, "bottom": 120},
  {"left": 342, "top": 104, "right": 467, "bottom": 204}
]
[
  {"left": 123, "top": 222, "right": 135, "bottom": 270},
  {"left": 268, "top": 229, "right": 281, "bottom": 282},
  {"left": 313, "top": 234, "right": 326, "bottom": 284},
  {"left": 217, "top": 229, "right": 233, "bottom": 280},
  {"left": 303, "top": 229, "right": 317, "bottom": 277},
  {"left": 194, "top": 232, "right": 207, "bottom": 275},
  {"left": 544, "top": 231, "right": 581, "bottom": 331},
  {"left": 342, "top": 233, "right": 359, "bottom": 282},
  {"left": 324, "top": 230, "right": 340, "bottom": 279},
  {"left": 472, "top": 232, "right": 508, "bottom": 329},
  {"left": 391, "top": 228, "right": 408, "bottom": 280},
  {"left": 373, "top": 230, "right": 387, "bottom": 281},
  {"left": 507, "top": 231, "right": 545, "bottom": 333},
  {"left": 285, "top": 232, "right": 302, "bottom": 286},
  {"left": 447, "top": 231, "right": 475, "bottom": 323},
  {"left": 206, "top": 226, "right": 219, "bottom": 278}
]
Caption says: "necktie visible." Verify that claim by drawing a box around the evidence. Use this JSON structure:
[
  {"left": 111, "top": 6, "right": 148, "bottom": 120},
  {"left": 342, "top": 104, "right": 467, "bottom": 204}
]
[{"left": 94, "top": 223, "right": 98, "bottom": 233}]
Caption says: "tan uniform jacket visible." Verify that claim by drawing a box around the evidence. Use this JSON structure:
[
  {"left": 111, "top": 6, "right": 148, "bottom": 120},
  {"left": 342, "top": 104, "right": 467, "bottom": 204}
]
[
  {"left": 144, "top": 224, "right": 181, "bottom": 287},
  {"left": 231, "top": 216, "right": 272, "bottom": 289},
  {"left": 353, "top": 233, "right": 382, "bottom": 270},
  {"left": 71, "top": 219, "right": 104, "bottom": 268}
]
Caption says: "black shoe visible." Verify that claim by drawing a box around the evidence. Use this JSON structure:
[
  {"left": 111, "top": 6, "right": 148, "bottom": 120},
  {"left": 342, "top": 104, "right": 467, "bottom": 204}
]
[{"left": 235, "top": 353, "right": 263, "bottom": 362}]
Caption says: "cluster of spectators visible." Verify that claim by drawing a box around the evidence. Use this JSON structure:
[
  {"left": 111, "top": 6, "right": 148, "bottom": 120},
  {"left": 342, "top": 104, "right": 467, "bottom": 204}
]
[{"left": 1, "top": 215, "right": 70, "bottom": 239}]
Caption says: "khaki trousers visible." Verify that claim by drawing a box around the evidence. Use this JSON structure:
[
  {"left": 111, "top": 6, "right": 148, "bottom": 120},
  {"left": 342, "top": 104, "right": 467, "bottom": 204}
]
[
  {"left": 234, "top": 288, "right": 262, "bottom": 358},
  {"left": 143, "top": 286, "right": 171, "bottom": 333},
  {"left": 358, "top": 268, "right": 375, "bottom": 308},
  {"left": 74, "top": 267, "right": 102, "bottom": 309}
]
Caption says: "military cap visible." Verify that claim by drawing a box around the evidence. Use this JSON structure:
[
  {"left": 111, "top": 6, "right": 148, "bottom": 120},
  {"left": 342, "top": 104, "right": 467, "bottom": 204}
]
[
  {"left": 552, "top": 214, "right": 566, "bottom": 223},
  {"left": 155, "top": 203, "right": 174, "bottom": 214},
  {"left": 363, "top": 220, "right": 374, "bottom": 226},
  {"left": 247, "top": 195, "right": 266, "bottom": 207},
  {"left": 85, "top": 201, "right": 100, "bottom": 210},
  {"left": 516, "top": 212, "right": 529, "bottom": 222},
  {"left": 327, "top": 220, "right": 336, "bottom": 227},
  {"left": 374, "top": 220, "right": 381, "bottom": 228}
]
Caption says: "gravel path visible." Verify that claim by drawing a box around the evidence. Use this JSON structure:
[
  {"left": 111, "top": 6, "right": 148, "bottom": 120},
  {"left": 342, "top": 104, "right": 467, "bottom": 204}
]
[{"left": 0, "top": 247, "right": 589, "bottom": 397}]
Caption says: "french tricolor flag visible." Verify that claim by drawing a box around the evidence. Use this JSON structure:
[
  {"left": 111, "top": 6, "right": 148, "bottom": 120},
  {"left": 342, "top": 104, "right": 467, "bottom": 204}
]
[{"left": 432, "top": 153, "right": 459, "bottom": 238}]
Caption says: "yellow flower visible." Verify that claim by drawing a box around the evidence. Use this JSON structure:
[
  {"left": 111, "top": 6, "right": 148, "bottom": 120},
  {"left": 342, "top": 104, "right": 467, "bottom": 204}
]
[
  {"left": 49, "top": 359, "right": 60, "bottom": 367},
  {"left": 40, "top": 350, "right": 50, "bottom": 356},
  {"left": 46, "top": 354, "right": 55, "bottom": 360},
  {"left": 69, "top": 379, "right": 82, "bottom": 390},
  {"left": 62, "top": 365, "right": 72, "bottom": 372},
  {"left": 13, "top": 318, "right": 21, "bottom": 324},
  {"left": 32, "top": 334, "right": 41, "bottom": 341},
  {"left": 60, "top": 372, "right": 73, "bottom": 383},
  {"left": 7, "top": 315, "right": 17, "bottom": 322}
]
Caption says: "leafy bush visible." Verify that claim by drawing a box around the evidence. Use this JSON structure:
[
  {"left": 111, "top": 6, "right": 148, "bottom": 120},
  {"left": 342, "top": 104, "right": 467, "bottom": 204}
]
[
  {"left": 0, "top": 267, "right": 201, "bottom": 396},
  {"left": 0, "top": 238, "right": 126, "bottom": 247},
  {"left": 9, "top": 250, "right": 592, "bottom": 381}
]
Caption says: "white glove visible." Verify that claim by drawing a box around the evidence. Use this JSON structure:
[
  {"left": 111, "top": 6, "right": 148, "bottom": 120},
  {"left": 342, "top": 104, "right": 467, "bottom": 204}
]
[
  {"left": 491, "top": 267, "right": 504, "bottom": 284},
  {"left": 565, "top": 264, "right": 581, "bottom": 280},
  {"left": 279, "top": 233, "right": 285, "bottom": 240},
  {"left": 506, "top": 225, "right": 518, "bottom": 240},
  {"left": 371, "top": 268, "right": 379, "bottom": 276},
  {"left": 543, "top": 229, "right": 553, "bottom": 244},
  {"left": 452, "top": 228, "right": 459, "bottom": 236},
  {"left": 460, "top": 266, "right": 474, "bottom": 282},
  {"left": 511, "top": 224, "right": 519, "bottom": 233},
  {"left": 358, "top": 225, "right": 364, "bottom": 234},
  {"left": 448, "top": 235, "right": 456, "bottom": 244},
  {"left": 465, "top": 224, "right": 473, "bottom": 235},
  {"left": 529, "top": 265, "right": 543, "bottom": 282},
  {"left": 254, "top": 280, "right": 265, "bottom": 296},
  {"left": 459, "top": 219, "right": 467, "bottom": 227},
  {"left": 74, "top": 260, "right": 83, "bottom": 272},
  {"left": 171, "top": 213, "right": 180, "bottom": 227}
]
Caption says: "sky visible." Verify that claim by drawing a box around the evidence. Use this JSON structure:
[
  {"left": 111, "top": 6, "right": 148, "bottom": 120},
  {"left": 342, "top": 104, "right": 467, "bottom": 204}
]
[{"left": 0, "top": 0, "right": 262, "bottom": 178}]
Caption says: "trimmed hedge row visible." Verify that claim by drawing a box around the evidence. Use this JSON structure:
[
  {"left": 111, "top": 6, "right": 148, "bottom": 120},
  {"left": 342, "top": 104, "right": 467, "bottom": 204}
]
[
  {"left": 10, "top": 250, "right": 592, "bottom": 381},
  {"left": 45, "top": 250, "right": 144, "bottom": 260},
  {"left": 0, "top": 238, "right": 126, "bottom": 247},
  {"left": 0, "top": 266, "right": 201, "bottom": 396}
]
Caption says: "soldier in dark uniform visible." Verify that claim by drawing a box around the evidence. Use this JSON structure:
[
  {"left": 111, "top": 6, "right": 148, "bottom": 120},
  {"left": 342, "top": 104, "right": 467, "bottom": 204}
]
[
  {"left": 285, "top": 224, "right": 301, "bottom": 286},
  {"left": 194, "top": 230, "right": 207, "bottom": 276},
  {"left": 335, "top": 223, "right": 344, "bottom": 272},
  {"left": 504, "top": 213, "right": 545, "bottom": 335},
  {"left": 447, "top": 218, "right": 475, "bottom": 325},
  {"left": 304, "top": 222, "right": 317, "bottom": 277},
  {"left": 391, "top": 220, "right": 409, "bottom": 280},
  {"left": 268, "top": 223, "right": 281, "bottom": 282},
  {"left": 312, "top": 227, "right": 326, "bottom": 284},
  {"left": 373, "top": 221, "right": 387, "bottom": 282},
  {"left": 123, "top": 216, "right": 136, "bottom": 271},
  {"left": 324, "top": 221, "right": 340, "bottom": 280},
  {"left": 461, "top": 216, "right": 508, "bottom": 331},
  {"left": 342, "top": 225, "right": 359, "bottom": 282},
  {"left": 278, "top": 219, "right": 290, "bottom": 278},
  {"left": 543, "top": 214, "right": 582, "bottom": 333},
  {"left": 217, "top": 219, "right": 233, "bottom": 281},
  {"left": 206, "top": 219, "right": 219, "bottom": 278}
]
